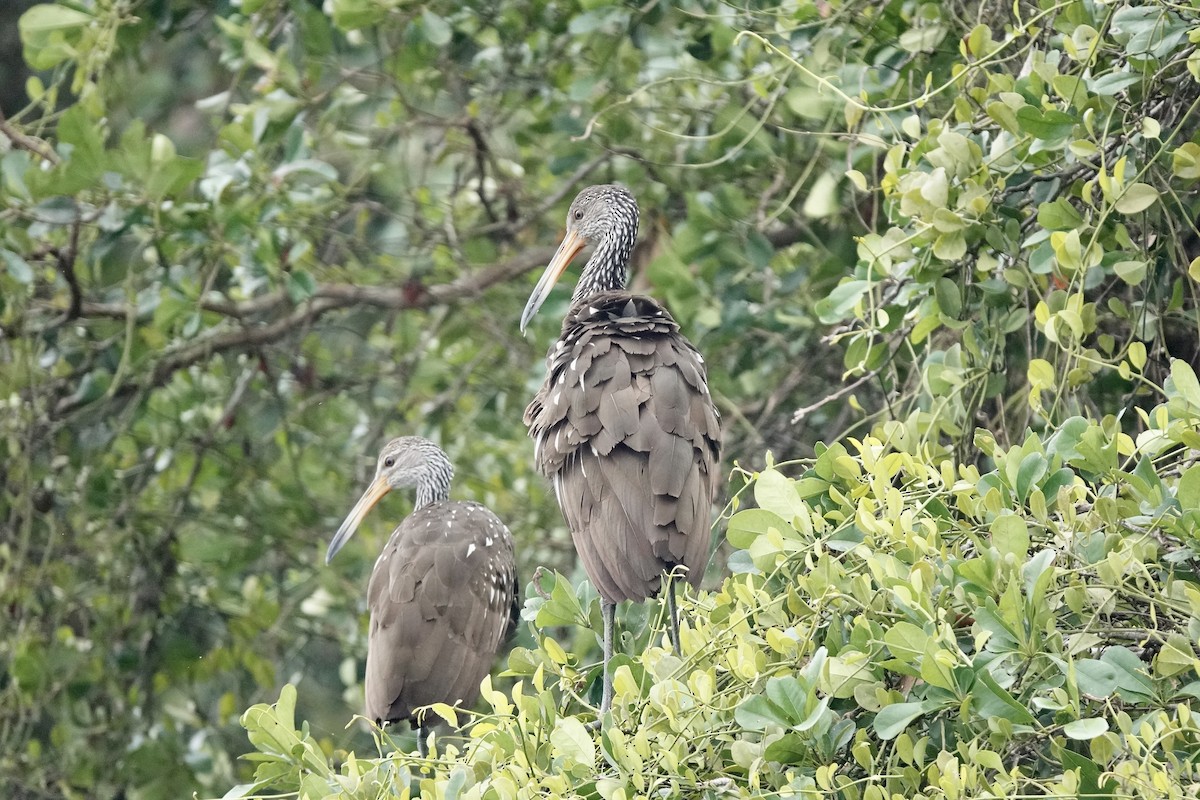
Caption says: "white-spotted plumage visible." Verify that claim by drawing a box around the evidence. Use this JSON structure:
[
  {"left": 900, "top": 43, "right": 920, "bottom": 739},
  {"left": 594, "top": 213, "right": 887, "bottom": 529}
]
[
  {"left": 521, "top": 184, "right": 722, "bottom": 718},
  {"left": 326, "top": 436, "right": 519, "bottom": 730}
]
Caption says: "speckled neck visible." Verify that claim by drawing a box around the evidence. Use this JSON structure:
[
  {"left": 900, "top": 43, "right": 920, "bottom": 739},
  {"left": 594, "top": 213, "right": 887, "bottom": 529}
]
[
  {"left": 414, "top": 451, "right": 453, "bottom": 510},
  {"left": 573, "top": 193, "right": 639, "bottom": 303}
]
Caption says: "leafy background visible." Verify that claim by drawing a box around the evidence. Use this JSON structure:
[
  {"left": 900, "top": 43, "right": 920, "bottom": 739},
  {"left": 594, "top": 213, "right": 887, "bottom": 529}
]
[{"left": 1, "top": 0, "right": 1199, "bottom": 798}]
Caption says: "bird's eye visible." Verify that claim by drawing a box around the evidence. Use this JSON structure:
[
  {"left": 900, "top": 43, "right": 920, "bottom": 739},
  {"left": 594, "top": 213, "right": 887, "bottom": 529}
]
[
  {"left": 573, "top": 208, "right": 584, "bottom": 220},
  {"left": 384, "top": 456, "right": 395, "bottom": 468}
]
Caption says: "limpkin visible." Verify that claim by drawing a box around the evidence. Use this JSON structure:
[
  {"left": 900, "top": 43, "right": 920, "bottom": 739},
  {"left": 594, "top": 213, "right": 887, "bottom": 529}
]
[
  {"left": 325, "top": 436, "right": 518, "bottom": 754},
  {"left": 520, "top": 184, "right": 722, "bottom": 717}
]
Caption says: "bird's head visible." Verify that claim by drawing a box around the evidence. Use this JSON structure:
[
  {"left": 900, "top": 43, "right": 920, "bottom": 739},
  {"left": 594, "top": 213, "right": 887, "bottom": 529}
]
[
  {"left": 520, "top": 184, "right": 639, "bottom": 332},
  {"left": 325, "top": 436, "right": 453, "bottom": 564}
]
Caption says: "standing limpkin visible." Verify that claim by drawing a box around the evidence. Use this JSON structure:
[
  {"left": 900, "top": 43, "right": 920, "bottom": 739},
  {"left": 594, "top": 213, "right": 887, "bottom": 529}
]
[
  {"left": 521, "top": 184, "right": 722, "bottom": 717},
  {"left": 325, "top": 436, "right": 518, "bottom": 754}
]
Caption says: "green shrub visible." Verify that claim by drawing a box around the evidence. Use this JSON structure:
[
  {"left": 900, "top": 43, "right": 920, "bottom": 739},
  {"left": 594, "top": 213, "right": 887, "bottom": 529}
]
[{"left": 234, "top": 381, "right": 1200, "bottom": 797}]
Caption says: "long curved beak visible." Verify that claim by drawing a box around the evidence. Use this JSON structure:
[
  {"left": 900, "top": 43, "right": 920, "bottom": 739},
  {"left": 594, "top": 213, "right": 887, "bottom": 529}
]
[
  {"left": 520, "top": 228, "right": 587, "bottom": 333},
  {"left": 326, "top": 475, "right": 390, "bottom": 564}
]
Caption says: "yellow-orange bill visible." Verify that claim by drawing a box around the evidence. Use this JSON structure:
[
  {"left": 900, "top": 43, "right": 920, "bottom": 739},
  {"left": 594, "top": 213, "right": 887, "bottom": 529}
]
[
  {"left": 325, "top": 475, "right": 391, "bottom": 564},
  {"left": 520, "top": 228, "right": 587, "bottom": 332}
]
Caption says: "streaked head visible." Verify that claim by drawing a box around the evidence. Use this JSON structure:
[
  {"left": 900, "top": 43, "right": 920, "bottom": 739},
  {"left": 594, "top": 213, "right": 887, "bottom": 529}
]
[
  {"left": 520, "top": 184, "right": 639, "bottom": 332},
  {"left": 325, "top": 436, "right": 453, "bottom": 564}
]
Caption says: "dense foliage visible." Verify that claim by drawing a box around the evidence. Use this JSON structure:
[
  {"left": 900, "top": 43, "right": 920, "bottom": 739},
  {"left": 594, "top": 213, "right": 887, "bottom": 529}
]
[{"left": 1, "top": 0, "right": 1199, "bottom": 798}]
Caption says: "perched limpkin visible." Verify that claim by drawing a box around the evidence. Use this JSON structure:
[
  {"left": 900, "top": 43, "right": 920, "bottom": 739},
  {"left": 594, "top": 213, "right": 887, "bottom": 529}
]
[
  {"left": 521, "top": 184, "right": 722, "bottom": 717},
  {"left": 325, "top": 436, "right": 518, "bottom": 754}
]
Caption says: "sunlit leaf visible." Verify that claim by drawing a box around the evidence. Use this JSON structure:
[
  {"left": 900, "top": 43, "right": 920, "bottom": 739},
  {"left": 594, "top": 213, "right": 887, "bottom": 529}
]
[
  {"left": 1114, "top": 182, "right": 1158, "bottom": 214},
  {"left": 1063, "top": 717, "right": 1108, "bottom": 740}
]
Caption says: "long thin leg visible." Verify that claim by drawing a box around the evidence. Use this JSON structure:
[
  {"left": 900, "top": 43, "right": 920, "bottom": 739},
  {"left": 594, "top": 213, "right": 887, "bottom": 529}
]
[
  {"left": 600, "top": 600, "right": 616, "bottom": 715},
  {"left": 665, "top": 574, "right": 681, "bottom": 658},
  {"left": 416, "top": 723, "right": 428, "bottom": 758}
]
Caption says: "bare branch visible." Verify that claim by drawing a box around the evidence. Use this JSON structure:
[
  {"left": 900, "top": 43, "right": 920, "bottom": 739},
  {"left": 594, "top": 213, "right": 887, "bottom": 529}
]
[
  {"left": 792, "top": 367, "right": 880, "bottom": 425},
  {"left": 0, "top": 106, "right": 60, "bottom": 165}
]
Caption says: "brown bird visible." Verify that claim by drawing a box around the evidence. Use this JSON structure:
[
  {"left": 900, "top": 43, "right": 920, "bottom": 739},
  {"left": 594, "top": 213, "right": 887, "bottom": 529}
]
[
  {"left": 325, "top": 436, "right": 518, "bottom": 754},
  {"left": 521, "top": 184, "right": 722, "bottom": 717}
]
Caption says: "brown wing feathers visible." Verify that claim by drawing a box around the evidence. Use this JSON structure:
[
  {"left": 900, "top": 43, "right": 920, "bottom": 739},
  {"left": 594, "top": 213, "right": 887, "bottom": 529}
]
[
  {"left": 525, "top": 291, "right": 721, "bottom": 604},
  {"left": 364, "top": 502, "right": 516, "bottom": 724}
]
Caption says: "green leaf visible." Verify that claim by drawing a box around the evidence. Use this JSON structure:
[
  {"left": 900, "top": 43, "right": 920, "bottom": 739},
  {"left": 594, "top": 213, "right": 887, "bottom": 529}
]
[
  {"left": 533, "top": 571, "right": 586, "bottom": 627},
  {"left": 31, "top": 196, "right": 80, "bottom": 225},
  {"left": 1036, "top": 199, "right": 1083, "bottom": 231},
  {"left": 18, "top": 3, "right": 93, "bottom": 32},
  {"left": 240, "top": 684, "right": 328, "bottom": 777},
  {"left": 1172, "top": 143, "right": 1200, "bottom": 180},
  {"left": 444, "top": 766, "right": 470, "bottom": 800},
  {"left": 754, "top": 468, "right": 807, "bottom": 521},
  {"left": 898, "top": 24, "right": 947, "bottom": 54},
  {"left": 1075, "top": 659, "right": 1118, "bottom": 698},
  {"left": 1115, "top": 6, "right": 1189, "bottom": 58},
  {"left": 726, "top": 508, "right": 795, "bottom": 549},
  {"left": 763, "top": 732, "right": 808, "bottom": 764},
  {"left": 1063, "top": 717, "right": 1108, "bottom": 740},
  {"left": 1046, "top": 416, "right": 1089, "bottom": 460},
  {"left": 815, "top": 280, "right": 870, "bottom": 324},
  {"left": 1087, "top": 72, "right": 1141, "bottom": 96},
  {"left": 19, "top": 4, "right": 94, "bottom": 70},
  {"left": 964, "top": 24, "right": 994, "bottom": 58},
  {"left": 420, "top": 10, "right": 453, "bottom": 46},
  {"left": 882, "top": 621, "right": 928, "bottom": 665},
  {"left": 919, "top": 643, "right": 957, "bottom": 691},
  {"left": 933, "top": 231, "right": 966, "bottom": 262},
  {"left": 974, "top": 669, "right": 1036, "bottom": 723},
  {"left": 0, "top": 249, "right": 34, "bottom": 284},
  {"left": 764, "top": 675, "right": 807, "bottom": 725},
  {"left": 1169, "top": 359, "right": 1200, "bottom": 410},
  {"left": 426, "top": 703, "right": 459, "bottom": 727},
  {"left": 276, "top": 682, "right": 297, "bottom": 728},
  {"left": 1114, "top": 183, "right": 1158, "bottom": 214},
  {"left": 1101, "top": 647, "right": 1156, "bottom": 701},
  {"left": 1022, "top": 548, "right": 1056, "bottom": 599},
  {"left": 933, "top": 278, "right": 962, "bottom": 317},
  {"left": 286, "top": 270, "right": 317, "bottom": 303},
  {"left": 986, "top": 101, "right": 1020, "bottom": 133},
  {"left": 327, "top": 0, "right": 387, "bottom": 30},
  {"left": 1015, "top": 107, "right": 1076, "bottom": 140},
  {"left": 1015, "top": 452, "right": 1048, "bottom": 503},
  {"left": 1060, "top": 750, "right": 1119, "bottom": 797},
  {"left": 735, "top": 694, "right": 789, "bottom": 731},
  {"left": 550, "top": 717, "right": 595, "bottom": 770},
  {"left": 1176, "top": 465, "right": 1200, "bottom": 508},
  {"left": 1112, "top": 260, "right": 1147, "bottom": 285},
  {"left": 990, "top": 513, "right": 1029, "bottom": 559},
  {"left": 272, "top": 159, "right": 339, "bottom": 183},
  {"left": 1051, "top": 75, "right": 1085, "bottom": 106},
  {"left": 1028, "top": 358, "right": 1055, "bottom": 388},
  {"left": 1154, "top": 634, "right": 1197, "bottom": 678},
  {"left": 874, "top": 700, "right": 939, "bottom": 740},
  {"left": 794, "top": 695, "right": 830, "bottom": 732}
]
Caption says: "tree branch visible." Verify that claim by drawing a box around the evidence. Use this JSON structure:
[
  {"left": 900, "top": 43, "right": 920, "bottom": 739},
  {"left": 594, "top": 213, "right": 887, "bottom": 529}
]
[
  {"left": 792, "top": 367, "right": 880, "bottom": 424},
  {"left": 58, "top": 217, "right": 83, "bottom": 321},
  {"left": 53, "top": 245, "right": 558, "bottom": 416},
  {"left": 0, "top": 106, "right": 60, "bottom": 164}
]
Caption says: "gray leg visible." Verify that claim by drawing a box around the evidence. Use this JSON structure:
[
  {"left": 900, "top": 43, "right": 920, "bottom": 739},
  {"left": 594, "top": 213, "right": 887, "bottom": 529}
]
[
  {"left": 416, "top": 723, "right": 428, "bottom": 758},
  {"left": 666, "top": 574, "right": 681, "bottom": 658},
  {"left": 600, "top": 600, "right": 616, "bottom": 715}
]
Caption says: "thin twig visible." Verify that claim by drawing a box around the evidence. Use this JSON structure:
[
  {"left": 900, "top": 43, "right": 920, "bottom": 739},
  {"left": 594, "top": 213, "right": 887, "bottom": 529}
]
[
  {"left": 0, "top": 106, "right": 60, "bottom": 164},
  {"left": 792, "top": 367, "right": 881, "bottom": 424}
]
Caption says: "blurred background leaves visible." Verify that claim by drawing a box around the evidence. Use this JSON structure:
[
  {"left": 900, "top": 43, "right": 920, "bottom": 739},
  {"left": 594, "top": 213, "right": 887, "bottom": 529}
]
[{"left": 1, "top": 0, "right": 1199, "bottom": 797}]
